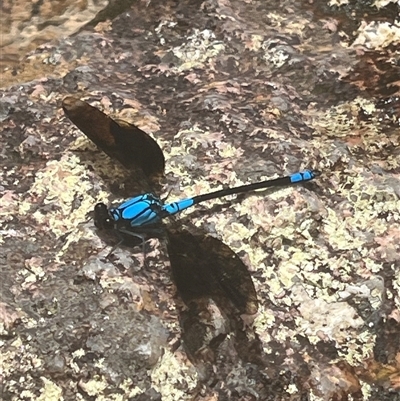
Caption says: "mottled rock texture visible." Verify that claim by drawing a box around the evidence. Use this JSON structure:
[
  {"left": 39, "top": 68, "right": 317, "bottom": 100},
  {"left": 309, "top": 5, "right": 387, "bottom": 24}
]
[{"left": 1, "top": 0, "right": 400, "bottom": 400}]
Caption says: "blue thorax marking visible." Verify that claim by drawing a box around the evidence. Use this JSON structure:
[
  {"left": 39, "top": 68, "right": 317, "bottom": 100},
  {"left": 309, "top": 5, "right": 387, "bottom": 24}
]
[
  {"left": 109, "top": 194, "right": 164, "bottom": 227},
  {"left": 109, "top": 194, "right": 196, "bottom": 228}
]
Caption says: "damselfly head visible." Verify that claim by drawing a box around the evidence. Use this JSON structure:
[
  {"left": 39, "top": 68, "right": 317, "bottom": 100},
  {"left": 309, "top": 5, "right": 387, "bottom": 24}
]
[{"left": 94, "top": 203, "right": 115, "bottom": 230}]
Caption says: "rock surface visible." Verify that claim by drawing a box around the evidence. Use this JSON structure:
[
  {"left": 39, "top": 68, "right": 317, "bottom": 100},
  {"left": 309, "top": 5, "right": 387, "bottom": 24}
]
[{"left": 1, "top": 0, "right": 400, "bottom": 400}]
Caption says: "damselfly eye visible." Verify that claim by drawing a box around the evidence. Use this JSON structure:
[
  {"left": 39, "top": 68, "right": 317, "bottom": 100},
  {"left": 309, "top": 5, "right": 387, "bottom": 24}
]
[{"left": 94, "top": 203, "right": 114, "bottom": 230}]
